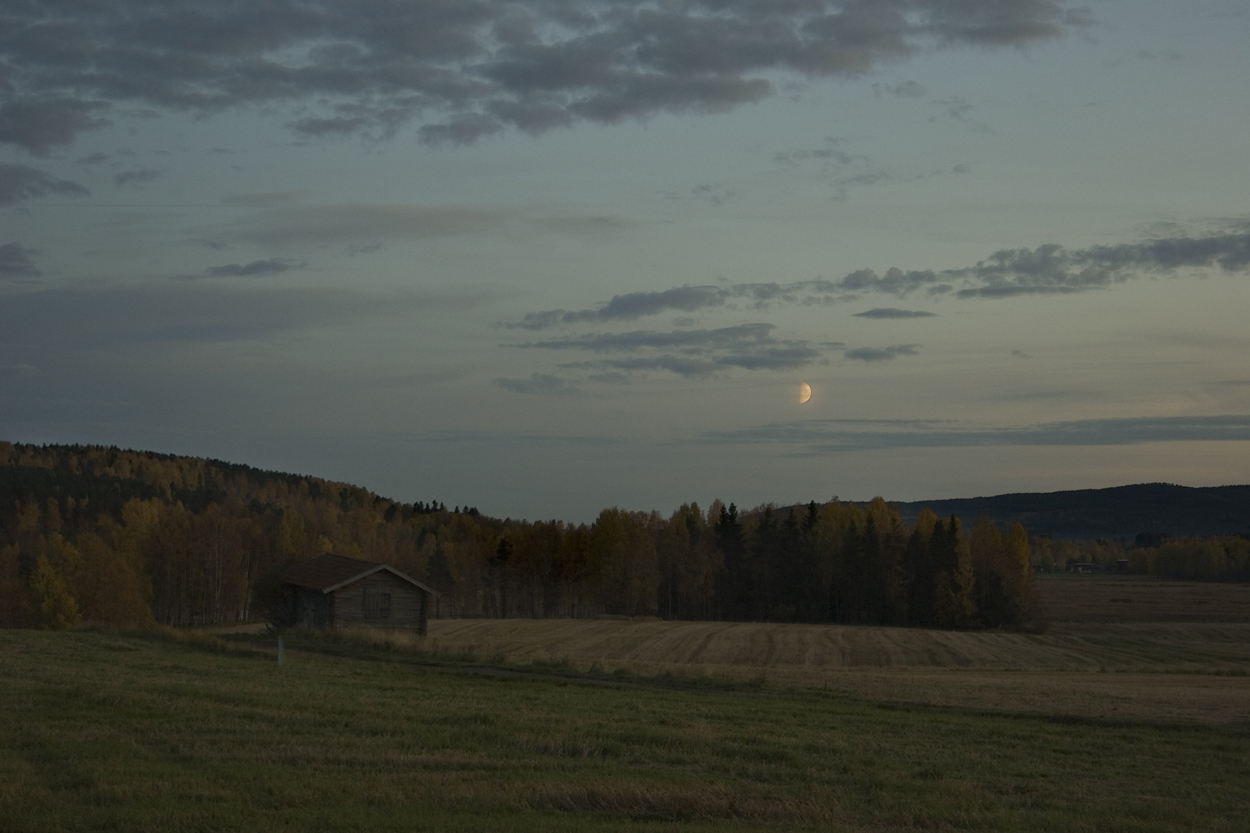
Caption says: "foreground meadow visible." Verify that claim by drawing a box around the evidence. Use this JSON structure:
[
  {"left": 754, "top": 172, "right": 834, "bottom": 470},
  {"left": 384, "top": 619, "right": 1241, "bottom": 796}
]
[{"left": 2, "top": 627, "right": 1248, "bottom": 833}]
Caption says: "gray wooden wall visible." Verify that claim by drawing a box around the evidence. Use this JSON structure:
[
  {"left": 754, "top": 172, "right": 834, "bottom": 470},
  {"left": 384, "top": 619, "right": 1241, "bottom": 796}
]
[{"left": 332, "top": 571, "right": 428, "bottom": 634}]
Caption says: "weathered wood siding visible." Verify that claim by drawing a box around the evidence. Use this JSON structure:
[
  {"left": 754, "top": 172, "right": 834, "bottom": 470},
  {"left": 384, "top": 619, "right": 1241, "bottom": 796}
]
[
  {"left": 292, "top": 587, "right": 331, "bottom": 628},
  {"left": 331, "top": 571, "right": 428, "bottom": 634}
]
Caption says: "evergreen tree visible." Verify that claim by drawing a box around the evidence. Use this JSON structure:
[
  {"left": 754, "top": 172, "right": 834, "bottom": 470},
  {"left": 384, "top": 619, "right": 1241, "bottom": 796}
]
[{"left": 715, "top": 503, "right": 745, "bottom": 619}]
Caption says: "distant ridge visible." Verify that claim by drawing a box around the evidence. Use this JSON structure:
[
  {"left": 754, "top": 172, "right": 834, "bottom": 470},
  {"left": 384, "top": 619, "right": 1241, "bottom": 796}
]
[
  {"left": 5, "top": 442, "right": 1248, "bottom": 542},
  {"left": 894, "top": 483, "right": 1250, "bottom": 541}
]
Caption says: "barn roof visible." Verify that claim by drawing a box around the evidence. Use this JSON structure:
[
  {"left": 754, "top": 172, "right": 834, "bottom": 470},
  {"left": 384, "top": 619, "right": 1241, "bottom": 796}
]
[{"left": 281, "top": 552, "right": 437, "bottom": 596}]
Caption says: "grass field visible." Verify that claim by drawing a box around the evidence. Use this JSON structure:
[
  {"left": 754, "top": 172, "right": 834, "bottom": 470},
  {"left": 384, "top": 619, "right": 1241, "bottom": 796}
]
[
  {"left": 1035, "top": 574, "right": 1250, "bottom": 624},
  {"left": 4, "top": 578, "right": 1248, "bottom": 831},
  {"left": 2, "top": 628, "right": 1248, "bottom": 833}
]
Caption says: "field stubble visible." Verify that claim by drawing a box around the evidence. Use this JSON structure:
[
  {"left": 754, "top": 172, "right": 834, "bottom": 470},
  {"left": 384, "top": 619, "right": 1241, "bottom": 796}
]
[{"left": 421, "top": 577, "right": 1250, "bottom": 725}]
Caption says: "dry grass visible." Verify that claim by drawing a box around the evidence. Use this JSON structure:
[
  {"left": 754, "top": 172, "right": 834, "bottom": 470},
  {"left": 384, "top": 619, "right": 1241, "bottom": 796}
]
[
  {"left": 3, "top": 629, "right": 1248, "bottom": 832},
  {"left": 418, "top": 578, "right": 1250, "bottom": 725},
  {"left": 421, "top": 618, "right": 1250, "bottom": 725},
  {"left": 425, "top": 618, "right": 1250, "bottom": 673}
]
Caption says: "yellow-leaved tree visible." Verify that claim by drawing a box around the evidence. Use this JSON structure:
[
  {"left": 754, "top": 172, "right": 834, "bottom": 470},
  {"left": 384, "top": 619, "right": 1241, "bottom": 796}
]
[{"left": 31, "top": 552, "right": 80, "bottom": 630}]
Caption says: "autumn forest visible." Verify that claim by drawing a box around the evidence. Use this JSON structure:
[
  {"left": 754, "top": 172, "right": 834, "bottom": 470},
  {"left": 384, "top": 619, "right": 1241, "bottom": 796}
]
[{"left": 2, "top": 442, "right": 1244, "bottom": 632}]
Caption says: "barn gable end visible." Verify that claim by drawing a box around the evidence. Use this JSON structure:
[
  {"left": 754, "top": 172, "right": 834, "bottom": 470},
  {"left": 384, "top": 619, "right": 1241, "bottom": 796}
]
[{"left": 281, "top": 552, "right": 437, "bottom": 635}]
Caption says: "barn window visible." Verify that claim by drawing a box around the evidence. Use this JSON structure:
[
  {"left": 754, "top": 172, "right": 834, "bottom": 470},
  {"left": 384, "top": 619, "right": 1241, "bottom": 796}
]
[{"left": 364, "top": 588, "right": 391, "bottom": 619}]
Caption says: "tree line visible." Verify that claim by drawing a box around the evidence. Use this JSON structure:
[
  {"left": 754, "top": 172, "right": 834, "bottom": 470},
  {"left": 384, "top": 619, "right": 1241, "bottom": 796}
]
[
  {"left": 2, "top": 442, "right": 1046, "bottom": 630},
  {"left": 1029, "top": 533, "right": 1250, "bottom": 582}
]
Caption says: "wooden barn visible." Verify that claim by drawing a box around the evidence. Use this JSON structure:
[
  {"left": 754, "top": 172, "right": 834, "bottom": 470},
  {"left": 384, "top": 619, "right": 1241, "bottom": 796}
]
[{"left": 281, "top": 553, "right": 437, "bottom": 635}]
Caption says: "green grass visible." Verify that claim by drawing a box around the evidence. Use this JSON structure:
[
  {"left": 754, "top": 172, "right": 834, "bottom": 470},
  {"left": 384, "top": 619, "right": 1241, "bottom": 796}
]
[{"left": 1, "top": 630, "right": 1247, "bottom": 832}]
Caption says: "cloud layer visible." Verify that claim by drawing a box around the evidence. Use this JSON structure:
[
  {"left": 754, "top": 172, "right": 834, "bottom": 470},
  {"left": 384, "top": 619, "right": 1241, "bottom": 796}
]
[
  {"left": 0, "top": 243, "right": 41, "bottom": 280},
  {"left": 511, "top": 322, "right": 829, "bottom": 379},
  {"left": 0, "top": 164, "right": 89, "bottom": 204},
  {"left": 508, "top": 228, "right": 1250, "bottom": 330},
  {"left": 503, "top": 320, "right": 920, "bottom": 385},
  {"left": 849, "top": 231, "right": 1250, "bottom": 298},
  {"left": 202, "top": 204, "right": 514, "bottom": 247},
  {"left": 506, "top": 280, "right": 853, "bottom": 330},
  {"left": 701, "top": 415, "right": 1250, "bottom": 451},
  {"left": 853, "top": 307, "right": 935, "bottom": 318},
  {"left": 0, "top": 283, "right": 463, "bottom": 349},
  {"left": 1, "top": 0, "right": 1088, "bottom": 152},
  {"left": 204, "top": 259, "right": 301, "bottom": 278}
]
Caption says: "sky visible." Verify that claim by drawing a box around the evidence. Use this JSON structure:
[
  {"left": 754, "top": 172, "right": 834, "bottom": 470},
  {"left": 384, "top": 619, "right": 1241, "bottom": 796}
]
[{"left": 2, "top": 0, "right": 1249, "bottom": 522}]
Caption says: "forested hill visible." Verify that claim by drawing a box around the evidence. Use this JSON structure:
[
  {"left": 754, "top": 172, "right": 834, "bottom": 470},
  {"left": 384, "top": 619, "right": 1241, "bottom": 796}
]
[
  {"left": 0, "top": 442, "right": 491, "bottom": 629},
  {"left": 895, "top": 484, "right": 1250, "bottom": 541},
  {"left": 3, "top": 441, "right": 1244, "bottom": 632},
  {"left": 0, "top": 442, "right": 467, "bottom": 528},
  {"left": 2, "top": 441, "right": 1041, "bottom": 632}
]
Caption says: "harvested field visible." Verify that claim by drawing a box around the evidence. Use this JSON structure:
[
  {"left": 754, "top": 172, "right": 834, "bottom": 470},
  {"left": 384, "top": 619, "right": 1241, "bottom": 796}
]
[
  {"left": 424, "top": 597, "right": 1250, "bottom": 725},
  {"left": 1035, "top": 574, "right": 1250, "bottom": 623},
  {"left": 426, "top": 619, "right": 1250, "bottom": 675}
]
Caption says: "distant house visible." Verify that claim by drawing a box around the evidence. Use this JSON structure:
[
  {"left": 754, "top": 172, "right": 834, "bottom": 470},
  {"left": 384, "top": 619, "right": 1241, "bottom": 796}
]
[
  {"left": 281, "top": 553, "right": 437, "bottom": 635},
  {"left": 1066, "top": 562, "right": 1101, "bottom": 574}
]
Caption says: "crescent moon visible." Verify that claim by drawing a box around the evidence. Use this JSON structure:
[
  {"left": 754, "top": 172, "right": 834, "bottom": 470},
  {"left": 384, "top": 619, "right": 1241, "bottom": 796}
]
[{"left": 799, "top": 383, "right": 812, "bottom": 404}]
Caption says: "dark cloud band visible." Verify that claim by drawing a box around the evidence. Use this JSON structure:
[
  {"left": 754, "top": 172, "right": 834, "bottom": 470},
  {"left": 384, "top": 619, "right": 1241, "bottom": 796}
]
[
  {"left": 0, "top": 243, "right": 42, "bottom": 280},
  {"left": 509, "top": 227, "right": 1250, "bottom": 330},
  {"left": 205, "top": 259, "right": 301, "bottom": 278},
  {"left": 507, "top": 321, "right": 911, "bottom": 380},
  {"left": 844, "top": 344, "right": 918, "bottom": 361},
  {"left": 0, "top": 0, "right": 1087, "bottom": 152},
  {"left": 842, "top": 232, "right": 1250, "bottom": 298},
  {"left": 493, "top": 373, "right": 581, "bottom": 396},
  {"left": 0, "top": 164, "right": 89, "bottom": 204},
  {"left": 701, "top": 414, "right": 1250, "bottom": 451},
  {"left": 853, "top": 307, "right": 935, "bottom": 319}
]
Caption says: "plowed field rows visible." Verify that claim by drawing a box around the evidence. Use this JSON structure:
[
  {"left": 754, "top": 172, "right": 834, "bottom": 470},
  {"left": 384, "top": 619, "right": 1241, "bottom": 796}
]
[
  {"left": 427, "top": 618, "right": 1250, "bottom": 673},
  {"left": 423, "top": 578, "right": 1250, "bottom": 724}
]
